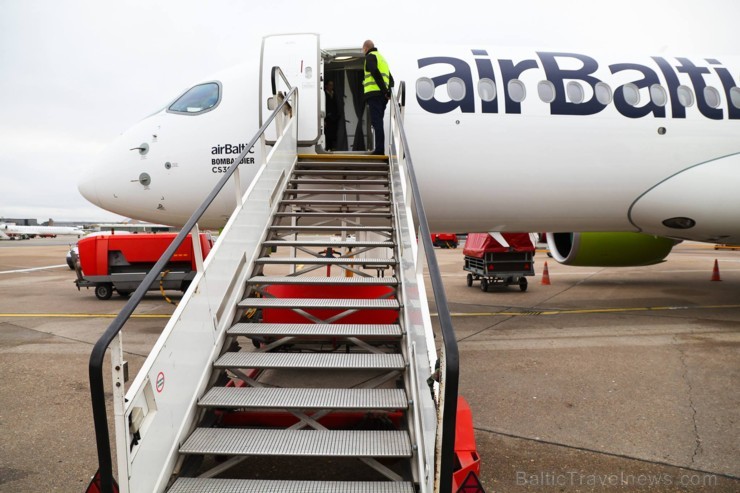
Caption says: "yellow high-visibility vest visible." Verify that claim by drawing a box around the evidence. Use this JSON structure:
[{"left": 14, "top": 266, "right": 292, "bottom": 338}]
[{"left": 364, "top": 51, "right": 390, "bottom": 94}]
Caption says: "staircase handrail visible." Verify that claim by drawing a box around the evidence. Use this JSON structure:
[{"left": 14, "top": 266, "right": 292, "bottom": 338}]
[
  {"left": 389, "top": 81, "right": 460, "bottom": 493},
  {"left": 87, "top": 67, "right": 297, "bottom": 493}
]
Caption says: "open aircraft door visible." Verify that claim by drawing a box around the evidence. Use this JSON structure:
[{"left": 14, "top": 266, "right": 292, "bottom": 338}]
[{"left": 260, "top": 33, "right": 321, "bottom": 145}]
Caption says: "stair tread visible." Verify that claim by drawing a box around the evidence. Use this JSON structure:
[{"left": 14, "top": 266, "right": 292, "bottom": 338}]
[
  {"left": 229, "top": 323, "right": 402, "bottom": 337},
  {"left": 180, "top": 429, "right": 412, "bottom": 457},
  {"left": 263, "top": 240, "right": 393, "bottom": 247},
  {"left": 292, "top": 170, "right": 388, "bottom": 176},
  {"left": 256, "top": 257, "right": 395, "bottom": 265},
  {"left": 199, "top": 387, "right": 408, "bottom": 409},
  {"left": 248, "top": 276, "right": 397, "bottom": 285},
  {"left": 270, "top": 225, "right": 392, "bottom": 230},
  {"left": 168, "top": 478, "right": 415, "bottom": 493},
  {"left": 237, "top": 298, "right": 399, "bottom": 309},
  {"left": 214, "top": 352, "right": 405, "bottom": 370}
]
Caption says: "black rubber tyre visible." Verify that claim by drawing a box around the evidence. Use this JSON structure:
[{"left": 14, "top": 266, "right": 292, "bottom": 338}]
[
  {"left": 95, "top": 283, "right": 113, "bottom": 300},
  {"left": 466, "top": 273, "right": 473, "bottom": 287},
  {"left": 480, "top": 278, "right": 488, "bottom": 292},
  {"left": 519, "top": 277, "right": 528, "bottom": 292}
]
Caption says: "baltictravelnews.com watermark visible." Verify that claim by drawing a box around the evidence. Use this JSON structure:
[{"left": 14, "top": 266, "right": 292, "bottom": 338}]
[{"left": 516, "top": 470, "right": 718, "bottom": 488}]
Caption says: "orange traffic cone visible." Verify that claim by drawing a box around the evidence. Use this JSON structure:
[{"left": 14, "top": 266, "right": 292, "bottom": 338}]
[
  {"left": 711, "top": 259, "right": 721, "bottom": 281},
  {"left": 541, "top": 261, "right": 551, "bottom": 285}
]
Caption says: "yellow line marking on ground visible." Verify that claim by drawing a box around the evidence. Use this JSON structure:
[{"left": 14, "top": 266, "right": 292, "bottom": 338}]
[
  {"left": 433, "top": 304, "right": 740, "bottom": 317},
  {"left": 0, "top": 313, "right": 171, "bottom": 319}
]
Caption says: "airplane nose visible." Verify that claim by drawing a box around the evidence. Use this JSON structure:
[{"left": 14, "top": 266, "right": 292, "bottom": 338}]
[{"left": 78, "top": 172, "right": 101, "bottom": 207}]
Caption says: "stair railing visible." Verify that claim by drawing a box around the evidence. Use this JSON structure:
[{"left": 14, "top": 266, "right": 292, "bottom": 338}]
[
  {"left": 388, "top": 81, "right": 460, "bottom": 493},
  {"left": 87, "top": 67, "right": 297, "bottom": 493}
]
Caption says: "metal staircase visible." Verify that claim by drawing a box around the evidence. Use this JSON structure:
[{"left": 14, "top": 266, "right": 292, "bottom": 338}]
[
  {"left": 168, "top": 154, "right": 417, "bottom": 492},
  {"left": 87, "top": 73, "right": 461, "bottom": 493}
]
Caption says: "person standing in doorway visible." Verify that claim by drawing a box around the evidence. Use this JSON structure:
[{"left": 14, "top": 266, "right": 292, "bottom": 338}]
[
  {"left": 324, "top": 80, "right": 339, "bottom": 151},
  {"left": 362, "top": 39, "right": 394, "bottom": 155}
]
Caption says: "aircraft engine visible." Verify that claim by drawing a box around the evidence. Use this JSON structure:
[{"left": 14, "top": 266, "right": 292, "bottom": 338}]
[{"left": 545, "top": 232, "right": 678, "bottom": 267}]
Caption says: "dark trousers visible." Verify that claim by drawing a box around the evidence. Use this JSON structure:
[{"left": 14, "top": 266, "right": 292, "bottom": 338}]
[{"left": 367, "top": 95, "right": 388, "bottom": 155}]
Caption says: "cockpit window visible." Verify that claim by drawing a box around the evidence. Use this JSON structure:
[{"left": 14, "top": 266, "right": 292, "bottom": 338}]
[{"left": 168, "top": 82, "right": 221, "bottom": 115}]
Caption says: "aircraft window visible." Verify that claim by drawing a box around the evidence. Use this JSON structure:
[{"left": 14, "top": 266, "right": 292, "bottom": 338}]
[
  {"left": 623, "top": 83, "right": 640, "bottom": 106},
  {"left": 508, "top": 79, "right": 526, "bottom": 103},
  {"left": 677, "top": 85, "right": 694, "bottom": 107},
  {"left": 650, "top": 84, "right": 668, "bottom": 107},
  {"left": 446, "top": 77, "right": 466, "bottom": 101},
  {"left": 416, "top": 77, "right": 435, "bottom": 101},
  {"left": 567, "top": 81, "right": 585, "bottom": 104},
  {"left": 731, "top": 87, "right": 740, "bottom": 109},
  {"left": 477, "top": 78, "right": 497, "bottom": 102},
  {"left": 537, "top": 81, "right": 556, "bottom": 103},
  {"left": 595, "top": 82, "right": 613, "bottom": 105},
  {"left": 168, "top": 82, "right": 221, "bottom": 115},
  {"left": 704, "top": 86, "right": 721, "bottom": 109}
]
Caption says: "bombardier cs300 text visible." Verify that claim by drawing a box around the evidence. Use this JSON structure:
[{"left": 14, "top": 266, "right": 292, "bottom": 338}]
[{"left": 78, "top": 34, "right": 740, "bottom": 267}]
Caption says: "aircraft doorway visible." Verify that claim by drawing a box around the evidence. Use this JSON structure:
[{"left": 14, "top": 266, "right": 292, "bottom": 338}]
[{"left": 322, "top": 51, "right": 373, "bottom": 153}]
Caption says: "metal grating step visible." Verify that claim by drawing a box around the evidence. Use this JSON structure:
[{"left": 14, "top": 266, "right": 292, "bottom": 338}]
[
  {"left": 255, "top": 257, "right": 396, "bottom": 265},
  {"left": 262, "top": 240, "right": 394, "bottom": 248},
  {"left": 198, "top": 387, "right": 408, "bottom": 410},
  {"left": 248, "top": 276, "right": 397, "bottom": 285},
  {"left": 228, "top": 323, "right": 402, "bottom": 337},
  {"left": 214, "top": 352, "right": 405, "bottom": 371},
  {"left": 237, "top": 298, "right": 399, "bottom": 309},
  {"left": 289, "top": 179, "right": 388, "bottom": 186},
  {"left": 274, "top": 212, "right": 392, "bottom": 218},
  {"left": 280, "top": 200, "right": 390, "bottom": 206},
  {"left": 292, "top": 170, "right": 388, "bottom": 176},
  {"left": 168, "top": 478, "right": 415, "bottom": 493},
  {"left": 180, "top": 429, "right": 412, "bottom": 457},
  {"left": 282, "top": 189, "right": 391, "bottom": 195},
  {"left": 296, "top": 160, "right": 390, "bottom": 168},
  {"left": 269, "top": 226, "right": 392, "bottom": 232}
]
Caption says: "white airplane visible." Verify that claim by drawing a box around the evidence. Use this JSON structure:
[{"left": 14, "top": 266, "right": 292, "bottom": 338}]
[
  {"left": 78, "top": 34, "right": 740, "bottom": 267},
  {"left": 0, "top": 222, "right": 85, "bottom": 240}
]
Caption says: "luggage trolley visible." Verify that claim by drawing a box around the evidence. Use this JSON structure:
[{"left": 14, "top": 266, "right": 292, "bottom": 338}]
[{"left": 463, "top": 232, "right": 535, "bottom": 292}]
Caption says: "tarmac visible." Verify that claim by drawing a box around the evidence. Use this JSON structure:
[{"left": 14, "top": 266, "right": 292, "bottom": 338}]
[{"left": 0, "top": 238, "right": 738, "bottom": 492}]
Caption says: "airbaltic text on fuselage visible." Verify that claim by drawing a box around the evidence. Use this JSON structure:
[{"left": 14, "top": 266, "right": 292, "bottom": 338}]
[
  {"left": 416, "top": 51, "right": 739, "bottom": 119},
  {"left": 211, "top": 143, "right": 255, "bottom": 173}
]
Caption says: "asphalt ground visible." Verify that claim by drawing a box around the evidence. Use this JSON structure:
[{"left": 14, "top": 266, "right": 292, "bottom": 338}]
[{"left": 0, "top": 238, "right": 738, "bottom": 492}]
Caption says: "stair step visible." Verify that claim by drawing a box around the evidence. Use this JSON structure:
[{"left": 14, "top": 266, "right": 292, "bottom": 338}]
[
  {"left": 296, "top": 160, "right": 389, "bottom": 168},
  {"left": 248, "top": 276, "right": 397, "bottom": 285},
  {"left": 256, "top": 257, "right": 396, "bottom": 265},
  {"left": 214, "top": 352, "right": 405, "bottom": 371},
  {"left": 180, "top": 429, "right": 412, "bottom": 457},
  {"left": 280, "top": 200, "right": 390, "bottom": 206},
  {"left": 292, "top": 170, "right": 388, "bottom": 176},
  {"left": 168, "top": 478, "right": 415, "bottom": 493},
  {"left": 228, "top": 323, "right": 402, "bottom": 337},
  {"left": 289, "top": 179, "right": 388, "bottom": 186},
  {"left": 199, "top": 387, "right": 408, "bottom": 410},
  {"left": 274, "top": 212, "right": 392, "bottom": 218},
  {"left": 270, "top": 225, "right": 392, "bottom": 232},
  {"left": 237, "top": 298, "right": 399, "bottom": 309},
  {"left": 263, "top": 240, "right": 394, "bottom": 248},
  {"left": 283, "top": 189, "right": 391, "bottom": 195}
]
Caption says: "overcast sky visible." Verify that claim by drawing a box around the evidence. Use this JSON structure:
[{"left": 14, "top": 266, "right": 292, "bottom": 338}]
[{"left": 0, "top": 0, "right": 736, "bottom": 223}]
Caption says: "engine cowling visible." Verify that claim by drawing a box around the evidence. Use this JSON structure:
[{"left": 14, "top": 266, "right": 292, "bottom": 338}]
[{"left": 546, "top": 232, "right": 678, "bottom": 267}]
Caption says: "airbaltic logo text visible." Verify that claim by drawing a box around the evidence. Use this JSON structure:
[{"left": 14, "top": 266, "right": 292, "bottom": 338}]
[
  {"left": 416, "top": 51, "right": 740, "bottom": 119},
  {"left": 211, "top": 143, "right": 255, "bottom": 173}
]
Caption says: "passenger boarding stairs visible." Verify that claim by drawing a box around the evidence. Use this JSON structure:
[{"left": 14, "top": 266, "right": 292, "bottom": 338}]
[{"left": 87, "top": 75, "right": 462, "bottom": 493}]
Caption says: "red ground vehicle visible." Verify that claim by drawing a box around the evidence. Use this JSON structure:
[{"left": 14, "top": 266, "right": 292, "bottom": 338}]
[
  {"left": 431, "top": 232, "right": 459, "bottom": 248},
  {"left": 463, "top": 232, "right": 535, "bottom": 291},
  {"left": 74, "top": 233, "right": 213, "bottom": 300}
]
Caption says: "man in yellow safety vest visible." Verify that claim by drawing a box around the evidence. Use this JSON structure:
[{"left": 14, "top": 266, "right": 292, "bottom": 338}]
[{"left": 362, "top": 39, "right": 394, "bottom": 155}]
